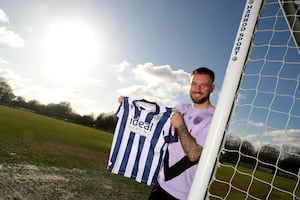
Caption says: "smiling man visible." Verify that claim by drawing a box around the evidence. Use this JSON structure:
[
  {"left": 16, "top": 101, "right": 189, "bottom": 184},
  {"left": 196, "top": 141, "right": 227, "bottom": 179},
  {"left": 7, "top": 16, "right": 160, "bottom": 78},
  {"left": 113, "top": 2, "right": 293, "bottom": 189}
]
[{"left": 148, "top": 67, "right": 216, "bottom": 200}]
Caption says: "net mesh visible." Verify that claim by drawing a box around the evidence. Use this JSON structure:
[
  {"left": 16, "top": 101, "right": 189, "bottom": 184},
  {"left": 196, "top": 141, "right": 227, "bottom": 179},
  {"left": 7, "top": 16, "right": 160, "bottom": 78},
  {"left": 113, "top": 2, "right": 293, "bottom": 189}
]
[{"left": 207, "top": 0, "right": 300, "bottom": 199}]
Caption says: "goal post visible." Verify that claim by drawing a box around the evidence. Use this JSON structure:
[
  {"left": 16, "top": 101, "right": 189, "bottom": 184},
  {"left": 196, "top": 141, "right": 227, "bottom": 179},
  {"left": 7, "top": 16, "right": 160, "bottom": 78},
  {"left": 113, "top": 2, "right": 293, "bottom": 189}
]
[
  {"left": 189, "top": 0, "right": 300, "bottom": 199},
  {"left": 188, "top": 0, "right": 264, "bottom": 199}
]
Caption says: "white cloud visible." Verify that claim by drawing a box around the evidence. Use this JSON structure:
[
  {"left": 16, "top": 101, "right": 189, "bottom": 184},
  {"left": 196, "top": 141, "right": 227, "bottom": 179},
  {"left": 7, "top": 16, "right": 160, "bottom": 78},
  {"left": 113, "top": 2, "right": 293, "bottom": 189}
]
[
  {"left": 264, "top": 129, "right": 300, "bottom": 147},
  {"left": 231, "top": 129, "right": 300, "bottom": 151},
  {"left": 0, "top": 68, "right": 26, "bottom": 88},
  {"left": 132, "top": 63, "right": 188, "bottom": 86},
  {"left": 23, "top": 26, "right": 32, "bottom": 32},
  {"left": 0, "top": 9, "right": 24, "bottom": 47},
  {"left": 240, "top": 134, "right": 257, "bottom": 141},
  {"left": 115, "top": 60, "right": 130, "bottom": 72},
  {"left": 248, "top": 120, "right": 265, "bottom": 127},
  {"left": 0, "top": 57, "right": 9, "bottom": 64},
  {"left": 0, "top": 9, "right": 24, "bottom": 48},
  {"left": 0, "top": 9, "right": 9, "bottom": 23},
  {"left": 116, "top": 62, "right": 190, "bottom": 107},
  {"left": 0, "top": 27, "right": 24, "bottom": 47}
]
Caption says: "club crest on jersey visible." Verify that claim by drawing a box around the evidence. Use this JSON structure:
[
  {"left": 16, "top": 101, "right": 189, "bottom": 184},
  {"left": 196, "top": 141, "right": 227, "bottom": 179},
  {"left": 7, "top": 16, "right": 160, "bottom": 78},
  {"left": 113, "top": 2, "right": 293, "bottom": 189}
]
[
  {"left": 153, "top": 114, "right": 162, "bottom": 121},
  {"left": 193, "top": 116, "right": 203, "bottom": 124},
  {"left": 128, "top": 117, "right": 154, "bottom": 136}
]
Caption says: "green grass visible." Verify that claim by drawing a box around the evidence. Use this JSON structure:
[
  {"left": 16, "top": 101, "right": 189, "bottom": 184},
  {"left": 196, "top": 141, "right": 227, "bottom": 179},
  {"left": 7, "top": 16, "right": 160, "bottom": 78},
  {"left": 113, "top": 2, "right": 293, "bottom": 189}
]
[
  {"left": 209, "top": 163, "right": 300, "bottom": 199},
  {"left": 0, "top": 105, "right": 150, "bottom": 199},
  {"left": 0, "top": 105, "right": 112, "bottom": 167}
]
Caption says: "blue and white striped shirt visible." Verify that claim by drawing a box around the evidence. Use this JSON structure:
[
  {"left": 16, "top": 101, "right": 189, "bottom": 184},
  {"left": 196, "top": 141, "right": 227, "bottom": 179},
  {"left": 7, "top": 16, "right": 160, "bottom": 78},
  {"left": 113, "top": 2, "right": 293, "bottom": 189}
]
[{"left": 108, "top": 97, "right": 173, "bottom": 186}]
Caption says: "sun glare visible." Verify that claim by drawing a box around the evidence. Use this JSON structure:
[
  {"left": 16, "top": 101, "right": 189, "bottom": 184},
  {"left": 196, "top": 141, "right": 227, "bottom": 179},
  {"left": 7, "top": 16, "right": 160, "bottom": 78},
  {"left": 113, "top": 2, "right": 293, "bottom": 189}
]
[{"left": 44, "top": 22, "right": 99, "bottom": 80}]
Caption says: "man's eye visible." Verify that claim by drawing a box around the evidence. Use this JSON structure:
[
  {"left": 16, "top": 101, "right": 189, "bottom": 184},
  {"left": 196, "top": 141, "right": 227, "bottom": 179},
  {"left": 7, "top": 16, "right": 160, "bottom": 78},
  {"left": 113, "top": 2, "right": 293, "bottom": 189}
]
[{"left": 200, "top": 84, "right": 209, "bottom": 89}]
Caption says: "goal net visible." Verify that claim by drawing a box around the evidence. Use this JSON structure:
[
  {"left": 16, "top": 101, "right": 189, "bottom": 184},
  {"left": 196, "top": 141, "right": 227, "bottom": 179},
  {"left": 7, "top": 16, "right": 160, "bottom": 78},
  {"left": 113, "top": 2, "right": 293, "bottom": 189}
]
[{"left": 189, "top": 0, "right": 300, "bottom": 199}]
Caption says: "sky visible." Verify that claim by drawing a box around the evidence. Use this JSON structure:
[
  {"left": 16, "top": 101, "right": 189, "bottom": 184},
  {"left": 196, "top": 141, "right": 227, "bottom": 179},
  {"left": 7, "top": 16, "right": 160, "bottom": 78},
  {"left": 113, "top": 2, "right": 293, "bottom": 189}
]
[{"left": 0, "top": 0, "right": 246, "bottom": 116}]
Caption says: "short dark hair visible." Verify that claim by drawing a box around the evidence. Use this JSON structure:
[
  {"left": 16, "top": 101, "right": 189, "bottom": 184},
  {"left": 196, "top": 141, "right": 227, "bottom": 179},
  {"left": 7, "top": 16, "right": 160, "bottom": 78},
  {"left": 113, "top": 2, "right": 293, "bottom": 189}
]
[{"left": 191, "top": 67, "right": 215, "bottom": 82}]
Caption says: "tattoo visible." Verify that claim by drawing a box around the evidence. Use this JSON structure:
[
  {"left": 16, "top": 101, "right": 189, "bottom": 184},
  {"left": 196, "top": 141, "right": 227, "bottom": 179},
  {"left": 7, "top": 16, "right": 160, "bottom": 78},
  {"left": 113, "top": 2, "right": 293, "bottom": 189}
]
[
  {"left": 178, "top": 124, "right": 188, "bottom": 136},
  {"left": 177, "top": 124, "right": 202, "bottom": 162}
]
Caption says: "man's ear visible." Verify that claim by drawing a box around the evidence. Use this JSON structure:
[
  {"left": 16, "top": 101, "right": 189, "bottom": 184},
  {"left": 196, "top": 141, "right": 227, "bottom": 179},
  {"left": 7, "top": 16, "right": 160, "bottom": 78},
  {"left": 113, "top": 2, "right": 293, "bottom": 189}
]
[{"left": 210, "top": 84, "right": 215, "bottom": 93}]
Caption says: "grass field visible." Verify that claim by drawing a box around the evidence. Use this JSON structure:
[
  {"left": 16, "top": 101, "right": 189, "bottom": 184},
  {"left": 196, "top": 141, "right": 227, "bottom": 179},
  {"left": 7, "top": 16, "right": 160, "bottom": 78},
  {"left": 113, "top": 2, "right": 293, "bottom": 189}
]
[
  {"left": 209, "top": 162, "right": 300, "bottom": 199},
  {"left": 1, "top": 105, "right": 298, "bottom": 199},
  {"left": 0, "top": 105, "right": 150, "bottom": 199}
]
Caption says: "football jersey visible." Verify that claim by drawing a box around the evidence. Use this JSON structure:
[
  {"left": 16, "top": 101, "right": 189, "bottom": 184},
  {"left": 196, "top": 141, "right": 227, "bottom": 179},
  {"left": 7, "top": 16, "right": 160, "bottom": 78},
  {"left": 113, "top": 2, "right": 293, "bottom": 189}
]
[
  {"left": 158, "top": 103, "right": 215, "bottom": 200},
  {"left": 107, "top": 97, "right": 173, "bottom": 186}
]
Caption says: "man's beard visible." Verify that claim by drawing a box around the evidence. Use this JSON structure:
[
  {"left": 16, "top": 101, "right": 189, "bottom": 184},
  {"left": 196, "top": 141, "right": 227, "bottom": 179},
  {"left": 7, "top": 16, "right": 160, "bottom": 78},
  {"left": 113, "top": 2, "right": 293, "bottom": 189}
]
[{"left": 190, "top": 93, "right": 210, "bottom": 104}]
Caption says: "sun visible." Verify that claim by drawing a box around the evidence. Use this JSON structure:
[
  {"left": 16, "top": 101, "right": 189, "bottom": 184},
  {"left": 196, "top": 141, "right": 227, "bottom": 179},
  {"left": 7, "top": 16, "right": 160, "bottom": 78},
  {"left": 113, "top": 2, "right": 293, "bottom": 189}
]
[{"left": 44, "top": 22, "right": 99, "bottom": 80}]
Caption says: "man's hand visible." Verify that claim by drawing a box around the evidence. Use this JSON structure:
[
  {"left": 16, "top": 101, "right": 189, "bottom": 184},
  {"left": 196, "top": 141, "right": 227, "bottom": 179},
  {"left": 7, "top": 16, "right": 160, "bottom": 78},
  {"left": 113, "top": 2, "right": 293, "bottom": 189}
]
[
  {"left": 171, "top": 110, "right": 185, "bottom": 129},
  {"left": 118, "top": 96, "right": 124, "bottom": 103}
]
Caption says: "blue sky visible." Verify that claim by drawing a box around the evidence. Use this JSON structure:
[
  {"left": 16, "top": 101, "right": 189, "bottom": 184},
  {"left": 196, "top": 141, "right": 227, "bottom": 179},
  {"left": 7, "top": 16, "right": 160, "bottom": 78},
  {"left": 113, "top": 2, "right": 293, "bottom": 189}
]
[{"left": 0, "top": 0, "right": 246, "bottom": 116}]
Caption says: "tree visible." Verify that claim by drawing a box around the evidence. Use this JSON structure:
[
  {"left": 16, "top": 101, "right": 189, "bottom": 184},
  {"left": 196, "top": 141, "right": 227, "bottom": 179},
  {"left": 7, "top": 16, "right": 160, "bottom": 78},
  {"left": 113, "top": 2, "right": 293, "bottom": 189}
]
[
  {"left": 95, "top": 113, "right": 116, "bottom": 132},
  {"left": 241, "top": 140, "right": 256, "bottom": 156},
  {"left": 279, "top": 155, "right": 300, "bottom": 174},
  {"left": 15, "top": 96, "right": 26, "bottom": 104},
  {"left": 0, "top": 77, "right": 15, "bottom": 104},
  {"left": 258, "top": 145, "right": 280, "bottom": 165},
  {"left": 26, "top": 99, "right": 41, "bottom": 111},
  {"left": 74, "top": 114, "right": 94, "bottom": 126},
  {"left": 47, "top": 101, "right": 72, "bottom": 119}
]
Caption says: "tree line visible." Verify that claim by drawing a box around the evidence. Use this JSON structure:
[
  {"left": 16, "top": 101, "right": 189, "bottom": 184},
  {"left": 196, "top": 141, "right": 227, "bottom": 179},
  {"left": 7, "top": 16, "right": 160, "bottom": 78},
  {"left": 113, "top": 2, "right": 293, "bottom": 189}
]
[
  {"left": 220, "top": 135, "right": 300, "bottom": 179},
  {"left": 0, "top": 76, "right": 116, "bottom": 132}
]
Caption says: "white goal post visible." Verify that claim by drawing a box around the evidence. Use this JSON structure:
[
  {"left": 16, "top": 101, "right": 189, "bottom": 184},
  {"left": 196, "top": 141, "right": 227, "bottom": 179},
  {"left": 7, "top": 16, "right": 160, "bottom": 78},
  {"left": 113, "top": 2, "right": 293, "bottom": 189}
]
[{"left": 188, "top": 0, "right": 300, "bottom": 199}]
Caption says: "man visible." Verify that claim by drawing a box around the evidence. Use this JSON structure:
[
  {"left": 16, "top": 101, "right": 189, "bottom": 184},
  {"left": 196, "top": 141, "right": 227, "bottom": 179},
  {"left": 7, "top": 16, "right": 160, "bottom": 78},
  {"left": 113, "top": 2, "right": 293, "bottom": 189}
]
[{"left": 148, "top": 67, "right": 215, "bottom": 200}]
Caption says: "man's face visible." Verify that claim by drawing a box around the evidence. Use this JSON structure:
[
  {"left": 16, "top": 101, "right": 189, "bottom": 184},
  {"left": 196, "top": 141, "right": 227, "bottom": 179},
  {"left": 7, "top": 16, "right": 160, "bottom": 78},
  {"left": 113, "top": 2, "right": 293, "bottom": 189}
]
[{"left": 189, "top": 74, "right": 215, "bottom": 104}]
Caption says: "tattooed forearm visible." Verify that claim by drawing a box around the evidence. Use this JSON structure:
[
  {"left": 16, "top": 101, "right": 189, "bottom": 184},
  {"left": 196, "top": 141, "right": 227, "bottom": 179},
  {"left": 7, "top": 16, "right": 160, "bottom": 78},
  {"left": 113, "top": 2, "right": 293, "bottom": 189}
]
[
  {"left": 177, "top": 124, "right": 202, "bottom": 162},
  {"left": 177, "top": 124, "right": 188, "bottom": 136}
]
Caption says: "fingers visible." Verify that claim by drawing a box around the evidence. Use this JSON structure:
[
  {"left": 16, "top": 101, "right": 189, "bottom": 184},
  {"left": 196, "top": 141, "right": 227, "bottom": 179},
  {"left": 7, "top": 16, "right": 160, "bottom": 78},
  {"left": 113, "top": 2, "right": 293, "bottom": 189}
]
[
  {"left": 118, "top": 96, "right": 124, "bottom": 103},
  {"left": 172, "top": 110, "right": 181, "bottom": 118},
  {"left": 171, "top": 110, "right": 184, "bottom": 128}
]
